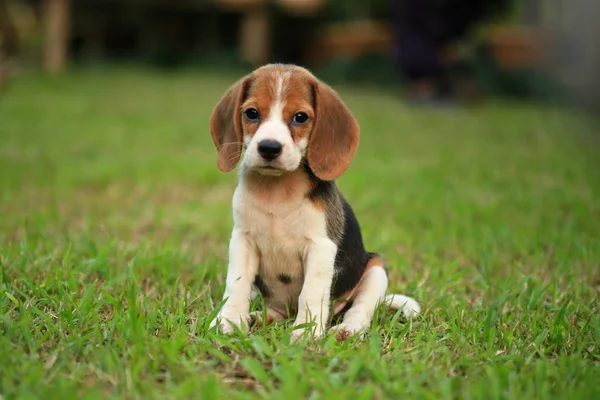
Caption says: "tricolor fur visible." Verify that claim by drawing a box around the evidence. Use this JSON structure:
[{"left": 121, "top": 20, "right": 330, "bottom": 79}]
[{"left": 209, "top": 64, "right": 420, "bottom": 340}]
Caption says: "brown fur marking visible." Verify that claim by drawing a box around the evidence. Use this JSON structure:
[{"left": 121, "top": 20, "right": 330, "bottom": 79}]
[
  {"left": 242, "top": 168, "right": 314, "bottom": 206},
  {"left": 240, "top": 65, "right": 315, "bottom": 144},
  {"left": 209, "top": 75, "right": 251, "bottom": 172},
  {"left": 365, "top": 253, "right": 386, "bottom": 272},
  {"left": 307, "top": 82, "right": 360, "bottom": 181}
]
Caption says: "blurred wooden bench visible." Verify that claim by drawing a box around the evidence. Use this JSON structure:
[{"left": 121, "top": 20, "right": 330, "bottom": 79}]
[
  {"left": 308, "top": 21, "right": 547, "bottom": 71},
  {"left": 487, "top": 25, "right": 546, "bottom": 69},
  {"left": 307, "top": 20, "right": 392, "bottom": 67}
]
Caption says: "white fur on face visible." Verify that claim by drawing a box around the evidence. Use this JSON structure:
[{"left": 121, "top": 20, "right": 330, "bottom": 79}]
[{"left": 242, "top": 75, "right": 306, "bottom": 175}]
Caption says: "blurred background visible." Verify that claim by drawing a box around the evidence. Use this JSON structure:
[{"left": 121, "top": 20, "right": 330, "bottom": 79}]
[{"left": 0, "top": 0, "right": 599, "bottom": 111}]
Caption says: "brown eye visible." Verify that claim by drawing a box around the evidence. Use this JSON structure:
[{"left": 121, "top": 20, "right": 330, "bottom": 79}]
[
  {"left": 244, "top": 108, "right": 260, "bottom": 122},
  {"left": 292, "top": 112, "right": 309, "bottom": 125}
]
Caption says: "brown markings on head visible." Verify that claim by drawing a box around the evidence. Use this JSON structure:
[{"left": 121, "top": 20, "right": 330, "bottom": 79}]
[
  {"left": 209, "top": 74, "right": 251, "bottom": 172},
  {"left": 240, "top": 64, "right": 315, "bottom": 144},
  {"left": 210, "top": 64, "right": 359, "bottom": 179},
  {"left": 238, "top": 69, "right": 277, "bottom": 141},
  {"left": 275, "top": 65, "right": 361, "bottom": 181},
  {"left": 307, "top": 76, "right": 359, "bottom": 181}
]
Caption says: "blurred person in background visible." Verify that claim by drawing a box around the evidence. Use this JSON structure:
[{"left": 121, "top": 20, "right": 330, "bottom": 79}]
[{"left": 392, "top": 0, "right": 509, "bottom": 107}]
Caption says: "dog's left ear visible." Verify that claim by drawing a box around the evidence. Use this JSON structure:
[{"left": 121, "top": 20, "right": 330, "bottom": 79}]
[
  {"left": 209, "top": 75, "right": 251, "bottom": 172},
  {"left": 307, "top": 80, "right": 360, "bottom": 181}
]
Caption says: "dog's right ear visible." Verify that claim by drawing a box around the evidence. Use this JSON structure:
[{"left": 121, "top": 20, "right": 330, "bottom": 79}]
[
  {"left": 209, "top": 76, "right": 251, "bottom": 172},
  {"left": 307, "top": 79, "right": 359, "bottom": 181}
]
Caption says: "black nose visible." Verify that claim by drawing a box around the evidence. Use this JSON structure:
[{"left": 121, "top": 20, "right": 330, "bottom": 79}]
[{"left": 257, "top": 140, "right": 282, "bottom": 161}]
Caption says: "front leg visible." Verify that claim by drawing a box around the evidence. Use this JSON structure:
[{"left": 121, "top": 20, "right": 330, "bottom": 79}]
[
  {"left": 292, "top": 238, "right": 337, "bottom": 339},
  {"left": 210, "top": 229, "right": 259, "bottom": 334}
]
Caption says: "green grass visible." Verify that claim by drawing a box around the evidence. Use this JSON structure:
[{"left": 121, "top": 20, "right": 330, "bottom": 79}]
[{"left": 1, "top": 67, "right": 599, "bottom": 399}]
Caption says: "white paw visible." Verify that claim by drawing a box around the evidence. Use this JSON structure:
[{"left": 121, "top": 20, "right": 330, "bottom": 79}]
[
  {"left": 210, "top": 312, "right": 250, "bottom": 334},
  {"left": 399, "top": 298, "right": 420, "bottom": 318},
  {"left": 385, "top": 294, "right": 421, "bottom": 318},
  {"left": 329, "top": 321, "right": 368, "bottom": 341}
]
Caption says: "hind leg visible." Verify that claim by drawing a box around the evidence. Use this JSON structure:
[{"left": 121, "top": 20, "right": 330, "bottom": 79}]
[
  {"left": 384, "top": 294, "right": 420, "bottom": 318},
  {"left": 329, "top": 260, "right": 388, "bottom": 341}
]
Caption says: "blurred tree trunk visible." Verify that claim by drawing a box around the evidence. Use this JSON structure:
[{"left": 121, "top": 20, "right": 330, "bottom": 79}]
[
  {"left": 0, "top": 0, "right": 19, "bottom": 57},
  {"left": 240, "top": 8, "right": 270, "bottom": 65},
  {"left": 0, "top": 0, "right": 18, "bottom": 91},
  {"left": 43, "top": 0, "right": 71, "bottom": 73}
]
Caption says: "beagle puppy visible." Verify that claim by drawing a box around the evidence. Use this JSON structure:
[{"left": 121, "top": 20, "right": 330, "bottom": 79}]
[{"left": 209, "top": 64, "right": 420, "bottom": 340}]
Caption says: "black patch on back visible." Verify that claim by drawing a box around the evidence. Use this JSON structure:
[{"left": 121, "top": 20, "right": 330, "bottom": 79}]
[
  {"left": 277, "top": 273, "right": 292, "bottom": 284},
  {"left": 253, "top": 275, "right": 270, "bottom": 298},
  {"left": 331, "top": 198, "right": 370, "bottom": 298},
  {"left": 304, "top": 161, "right": 344, "bottom": 243},
  {"left": 307, "top": 178, "right": 335, "bottom": 202},
  {"left": 304, "top": 161, "right": 334, "bottom": 199},
  {"left": 303, "top": 160, "right": 371, "bottom": 299}
]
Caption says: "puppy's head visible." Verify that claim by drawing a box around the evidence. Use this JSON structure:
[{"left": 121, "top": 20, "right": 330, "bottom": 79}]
[{"left": 209, "top": 64, "right": 359, "bottom": 181}]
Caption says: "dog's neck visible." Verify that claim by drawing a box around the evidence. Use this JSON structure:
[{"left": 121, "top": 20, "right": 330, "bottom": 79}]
[{"left": 238, "top": 165, "right": 317, "bottom": 209}]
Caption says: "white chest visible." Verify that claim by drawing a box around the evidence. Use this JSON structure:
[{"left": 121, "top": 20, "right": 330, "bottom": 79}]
[{"left": 232, "top": 182, "right": 327, "bottom": 311}]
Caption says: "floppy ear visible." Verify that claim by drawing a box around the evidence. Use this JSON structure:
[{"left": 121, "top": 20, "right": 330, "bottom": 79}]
[
  {"left": 209, "top": 76, "right": 251, "bottom": 172},
  {"left": 307, "top": 80, "right": 360, "bottom": 181}
]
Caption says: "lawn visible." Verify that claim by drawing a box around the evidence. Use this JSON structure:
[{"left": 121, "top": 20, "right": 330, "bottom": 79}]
[{"left": 0, "top": 67, "right": 599, "bottom": 399}]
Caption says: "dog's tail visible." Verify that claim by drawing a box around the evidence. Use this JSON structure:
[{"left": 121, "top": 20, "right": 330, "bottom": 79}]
[{"left": 384, "top": 294, "right": 421, "bottom": 318}]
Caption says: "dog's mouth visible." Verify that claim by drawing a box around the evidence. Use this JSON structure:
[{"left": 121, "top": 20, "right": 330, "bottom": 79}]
[{"left": 255, "top": 166, "right": 286, "bottom": 176}]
